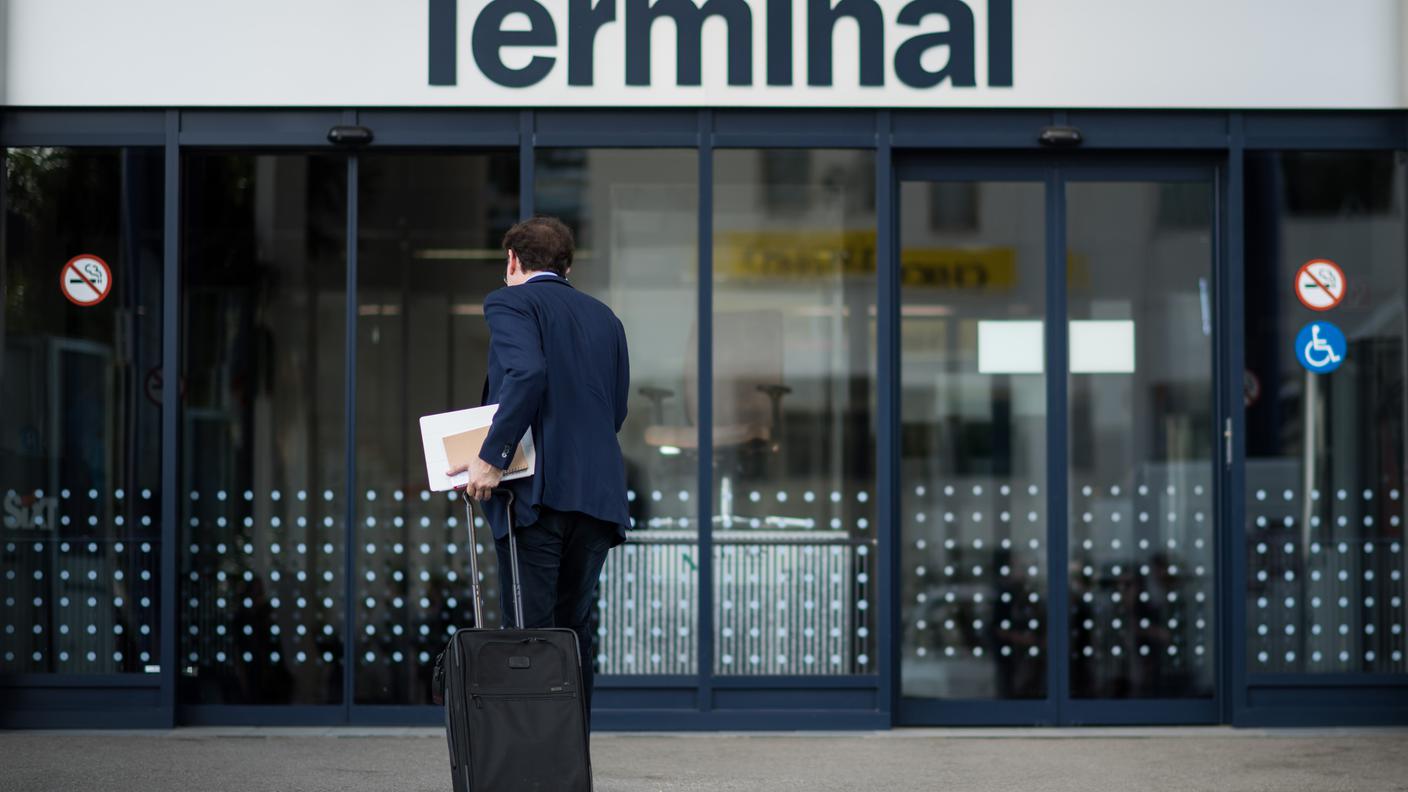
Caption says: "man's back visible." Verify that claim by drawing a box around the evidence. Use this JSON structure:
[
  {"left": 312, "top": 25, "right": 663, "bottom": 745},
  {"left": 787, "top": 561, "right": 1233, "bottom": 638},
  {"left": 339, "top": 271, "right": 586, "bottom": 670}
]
[{"left": 480, "top": 274, "right": 630, "bottom": 542}]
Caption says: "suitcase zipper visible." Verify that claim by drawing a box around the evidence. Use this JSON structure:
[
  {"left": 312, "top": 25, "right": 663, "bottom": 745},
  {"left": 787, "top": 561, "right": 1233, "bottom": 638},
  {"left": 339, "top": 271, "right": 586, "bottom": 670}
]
[{"left": 471, "top": 691, "right": 578, "bottom": 708}]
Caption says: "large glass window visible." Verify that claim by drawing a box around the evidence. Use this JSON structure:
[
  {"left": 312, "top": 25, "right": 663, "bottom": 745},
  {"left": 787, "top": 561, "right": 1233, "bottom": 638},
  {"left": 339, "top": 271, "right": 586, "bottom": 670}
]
[
  {"left": 1066, "top": 179, "right": 1216, "bottom": 699},
  {"left": 899, "top": 179, "right": 1048, "bottom": 699},
  {"left": 1245, "top": 152, "right": 1407, "bottom": 674},
  {"left": 536, "top": 149, "right": 700, "bottom": 676},
  {"left": 178, "top": 154, "right": 347, "bottom": 705},
  {"left": 1, "top": 147, "right": 164, "bottom": 675},
  {"left": 355, "top": 152, "right": 519, "bottom": 705},
  {"left": 712, "top": 149, "right": 877, "bottom": 675}
]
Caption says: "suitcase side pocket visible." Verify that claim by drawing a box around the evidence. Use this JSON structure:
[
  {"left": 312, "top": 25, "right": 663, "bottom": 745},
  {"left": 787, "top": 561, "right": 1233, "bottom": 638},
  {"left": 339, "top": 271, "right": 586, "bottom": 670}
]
[{"left": 466, "top": 690, "right": 591, "bottom": 792}]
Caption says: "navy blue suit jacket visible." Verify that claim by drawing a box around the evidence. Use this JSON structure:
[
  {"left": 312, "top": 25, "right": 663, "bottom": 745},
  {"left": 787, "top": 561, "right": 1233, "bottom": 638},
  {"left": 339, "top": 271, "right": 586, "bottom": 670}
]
[{"left": 478, "top": 274, "right": 630, "bottom": 545}]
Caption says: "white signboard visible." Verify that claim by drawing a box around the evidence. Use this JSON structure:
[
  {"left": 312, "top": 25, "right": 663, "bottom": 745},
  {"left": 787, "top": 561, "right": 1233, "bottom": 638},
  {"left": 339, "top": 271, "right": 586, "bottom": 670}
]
[
  {"left": 975, "top": 320, "right": 1135, "bottom": 374},
  {"left": 1069, "top": 320, "right": 1135, "bottom": 374},
  {"left": 977, "top": 320, "right": 1042, "bottom": 374},
  {"left": 1, "top": 0, "right": 1402, "bottom": 108}
]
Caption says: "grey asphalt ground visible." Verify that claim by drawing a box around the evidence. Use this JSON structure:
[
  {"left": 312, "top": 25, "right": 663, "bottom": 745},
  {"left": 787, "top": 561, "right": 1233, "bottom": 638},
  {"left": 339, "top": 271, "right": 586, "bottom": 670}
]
[{"left": 3, "top": 727, "right": 1407, "bottom": 792}]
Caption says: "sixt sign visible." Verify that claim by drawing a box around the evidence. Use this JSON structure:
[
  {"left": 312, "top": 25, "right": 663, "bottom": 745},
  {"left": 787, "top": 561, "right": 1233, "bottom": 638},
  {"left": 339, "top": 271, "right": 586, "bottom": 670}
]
[
  {"left": 3, "top": 491, "right": 58, "bottom": 532},
  {"left": 429, "top": 0, "right": 1013, "bottom": 91}
]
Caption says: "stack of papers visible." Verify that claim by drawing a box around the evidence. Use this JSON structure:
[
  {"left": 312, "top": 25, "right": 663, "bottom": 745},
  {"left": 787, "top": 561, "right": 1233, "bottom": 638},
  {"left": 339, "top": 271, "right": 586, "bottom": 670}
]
[{"left": 420, "top": 404, "right": 536, "bottom": 492}]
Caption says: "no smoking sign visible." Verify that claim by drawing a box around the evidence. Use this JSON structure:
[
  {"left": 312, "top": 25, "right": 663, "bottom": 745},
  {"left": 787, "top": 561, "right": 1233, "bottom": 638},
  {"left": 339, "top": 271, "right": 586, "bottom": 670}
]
[
  {"left": 1295, "top": 259, "right": 1346, "bottom": 311},
  {"left": 60, "top": 254, "right": 112, "bottom": 307}
]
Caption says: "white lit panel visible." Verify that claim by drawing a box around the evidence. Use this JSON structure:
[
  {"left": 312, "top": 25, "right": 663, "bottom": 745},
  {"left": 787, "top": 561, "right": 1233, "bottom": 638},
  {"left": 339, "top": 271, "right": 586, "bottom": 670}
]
[
  {"left": 977, "top": 321, "right": 1044, "bottom": 374},
  {"left": 1070, "top": 320, "right": 1135, "bottom": 374}
]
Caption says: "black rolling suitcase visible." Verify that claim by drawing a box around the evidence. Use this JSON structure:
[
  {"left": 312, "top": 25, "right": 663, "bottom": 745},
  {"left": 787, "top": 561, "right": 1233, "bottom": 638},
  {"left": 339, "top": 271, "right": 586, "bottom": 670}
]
[{"left": 436, "top": 489, "right": 593, "bottom": 792}]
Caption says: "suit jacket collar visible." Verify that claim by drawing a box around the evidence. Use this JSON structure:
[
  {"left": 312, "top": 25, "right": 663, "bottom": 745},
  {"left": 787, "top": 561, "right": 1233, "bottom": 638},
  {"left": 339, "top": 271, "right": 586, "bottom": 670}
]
[{"left": 525, "top": 272, "right": 573, "bottom": 288}]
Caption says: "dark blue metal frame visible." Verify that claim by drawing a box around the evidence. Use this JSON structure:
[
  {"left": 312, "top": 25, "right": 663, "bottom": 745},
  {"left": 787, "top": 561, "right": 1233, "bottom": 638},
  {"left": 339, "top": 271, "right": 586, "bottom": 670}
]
[
  {"left": 1223, "top": 112, "right": 1247, "bottom": 728},
  {"left": 695, "top": 110, "right": 716, "bottom": 715},
  {"left": 3, "top": 108, "right": 1407, "bottom": 730},
  {"left": 159, "top": 110, "right": 181, "bottom": 729},
  {"left": 875, "top": 110, "right": 898, "bottom": 725},
  {"left": 1047, "top": 163, "right": 1071, "bottom": 724},
  {"left": 342, "top": 110, "right": 362, "bottom": 723}
]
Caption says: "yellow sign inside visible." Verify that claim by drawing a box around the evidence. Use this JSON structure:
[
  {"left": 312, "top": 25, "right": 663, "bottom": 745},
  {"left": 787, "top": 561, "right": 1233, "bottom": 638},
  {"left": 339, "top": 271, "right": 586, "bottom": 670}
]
[
  {"left": 901, "top": 247, "right": 1016, "bottom": 289},
  {"left": 716, "top": 230, "right": 1016, "bottom": 290}
]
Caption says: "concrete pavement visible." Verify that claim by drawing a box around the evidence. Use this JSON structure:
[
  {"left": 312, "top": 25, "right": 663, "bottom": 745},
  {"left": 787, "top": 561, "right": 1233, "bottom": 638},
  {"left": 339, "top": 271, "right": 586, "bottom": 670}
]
[{"left": 3, "top": 727, "right": 1407, "bottom": 791}]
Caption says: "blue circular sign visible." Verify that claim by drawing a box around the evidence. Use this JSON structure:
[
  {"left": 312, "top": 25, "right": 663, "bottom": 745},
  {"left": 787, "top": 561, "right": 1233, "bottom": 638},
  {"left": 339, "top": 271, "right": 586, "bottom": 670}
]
[{"left": 1295, "top": 321, "right": 1346, "bottom": 374}]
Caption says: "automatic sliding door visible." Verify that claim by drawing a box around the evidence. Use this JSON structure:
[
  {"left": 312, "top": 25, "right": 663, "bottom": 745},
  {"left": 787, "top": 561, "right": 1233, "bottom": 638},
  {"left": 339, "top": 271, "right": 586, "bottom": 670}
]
[
  {"left": 178, "top": 153, "right": 349, "bottom": 708},
  {"left": 1063, "top": 176, "right": 1217, "bottom": 716},
  {"left": 896, "top": 164, "right": 1221, "bottom": 725},
  {"left": 353, "top": 152, "right": 519, "bottom": 706},
  {"left": 898, "top": 174, "right": 1052, "bottom": 721},
  {"left": 535, "top": 149, "right": 701, "bottom": 680}
]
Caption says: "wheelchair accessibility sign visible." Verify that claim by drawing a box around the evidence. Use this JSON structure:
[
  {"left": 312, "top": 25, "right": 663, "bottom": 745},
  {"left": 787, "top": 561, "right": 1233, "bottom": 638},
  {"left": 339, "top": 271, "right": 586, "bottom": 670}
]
[{"left": 1296, "top": 321, "right": 1346, "bottom": 374}]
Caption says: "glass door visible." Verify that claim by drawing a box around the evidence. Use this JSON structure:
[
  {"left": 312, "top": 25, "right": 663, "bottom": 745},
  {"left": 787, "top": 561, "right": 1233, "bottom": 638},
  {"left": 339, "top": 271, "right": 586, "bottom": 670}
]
[
  {"left": 352, "top": 151, "right": 520, "bottom": 708},
  {"left": 895, "top": 161, "right": 1220, "bottom": 725},
  {"left": 896, "top": 167, "right": 1054, "bottom": 724},
  {"left": 176, "top": 148, "right": 524, "bottom": 718},
  {"left": 1061, "top": 169, "right": 1218, "bottom": 723},
  {"left": 179, "top": 152, "right": 350, "bottom": 712}
]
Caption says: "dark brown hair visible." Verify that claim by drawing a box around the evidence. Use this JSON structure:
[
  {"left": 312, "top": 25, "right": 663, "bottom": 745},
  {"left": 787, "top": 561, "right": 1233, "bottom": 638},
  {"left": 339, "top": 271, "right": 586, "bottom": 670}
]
[{"left": 502, "top": 216, "right": 574, "bottom": 277}]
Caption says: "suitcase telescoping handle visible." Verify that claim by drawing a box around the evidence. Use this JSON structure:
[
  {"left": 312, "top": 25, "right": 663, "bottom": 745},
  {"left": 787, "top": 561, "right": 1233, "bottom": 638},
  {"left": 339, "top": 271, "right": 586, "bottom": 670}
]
[{"left": 460, "top": 488, "right": 525, "bottom": 630}]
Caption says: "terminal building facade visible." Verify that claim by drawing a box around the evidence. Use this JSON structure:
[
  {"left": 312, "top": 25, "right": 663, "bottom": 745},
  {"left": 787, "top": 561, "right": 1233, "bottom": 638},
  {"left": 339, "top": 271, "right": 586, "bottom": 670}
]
[{"left": 2, "top": 0, "right": 1407, "bottom": 728}]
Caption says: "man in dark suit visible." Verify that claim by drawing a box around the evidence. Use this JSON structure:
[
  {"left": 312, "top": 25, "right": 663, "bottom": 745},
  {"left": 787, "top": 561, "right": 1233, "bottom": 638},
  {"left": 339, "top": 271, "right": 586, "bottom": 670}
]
[{"left": 447, "top": 216, "right": 629, "bottom": 721}]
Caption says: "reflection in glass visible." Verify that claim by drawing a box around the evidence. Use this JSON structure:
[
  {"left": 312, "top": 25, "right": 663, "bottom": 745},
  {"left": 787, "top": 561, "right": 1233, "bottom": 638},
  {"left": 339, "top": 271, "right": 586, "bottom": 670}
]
[
  {"left": 899, "top": 180, "right": 1048, "bottom": 699},
  {"left": 536, "top": 149, "right": 700, "bottom": 676},
  {"left": 179, "top": 154, "right": 347, "bottom": 705},
  {"left": 1245, "top": 152, "right": 1407, "bottom": 674},
  {"left": 1, "top": 147, "right": 164, "bottom": 674},
  {"left": 712, "top": 150, "right": 876, "bottom": 675},
  {"left": 1066, "top": 180, "right": 1215, "bottom": 699},
  {"left": 355, "top": 153, "right": 519, "bottom": 704}
]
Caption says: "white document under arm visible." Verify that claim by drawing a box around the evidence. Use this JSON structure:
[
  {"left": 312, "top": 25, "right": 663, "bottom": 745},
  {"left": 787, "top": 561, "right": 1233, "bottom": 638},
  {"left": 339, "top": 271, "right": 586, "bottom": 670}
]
[{"left": 419, "top": 404, "right": 536, "bottom": 492}]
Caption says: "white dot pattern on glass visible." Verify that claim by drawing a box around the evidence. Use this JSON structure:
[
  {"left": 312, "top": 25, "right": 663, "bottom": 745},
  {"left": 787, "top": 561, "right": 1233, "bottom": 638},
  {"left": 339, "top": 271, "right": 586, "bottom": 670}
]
[
  {"left": 1246, "top": 483, "right": 1406, "bottom": 674},
  {"left": 1055, "top": 477, "right": 1216, "bottom": 693},
  {"left": 157, "top": 484, "right": 710, "bottom": 680},
  {"left": 900, "top": 480, "right": 1050, "bottom": 680},
  {"left": 15, "top": 476, "right": 1400, "bottom": 687},
  {"left": 1, "top": 492, "right": 161, "bottom": 675}
]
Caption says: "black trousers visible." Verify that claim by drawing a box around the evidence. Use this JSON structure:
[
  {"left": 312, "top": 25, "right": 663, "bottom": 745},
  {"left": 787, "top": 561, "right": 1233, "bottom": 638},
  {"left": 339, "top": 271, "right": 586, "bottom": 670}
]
[{"left": 494, "top": 506, "right": 615, "bottom": 725}]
